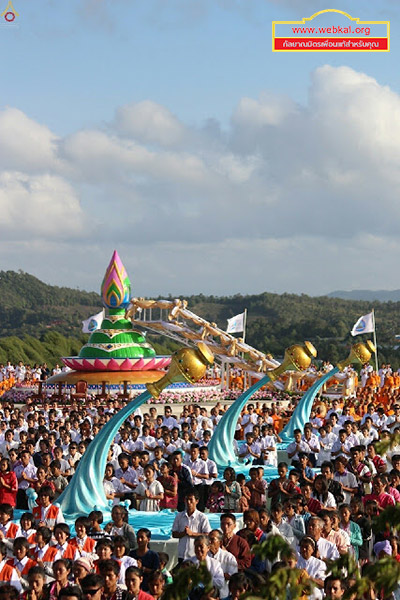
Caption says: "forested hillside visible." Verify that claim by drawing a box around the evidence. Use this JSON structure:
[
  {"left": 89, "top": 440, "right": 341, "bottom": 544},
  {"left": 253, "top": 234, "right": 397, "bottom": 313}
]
[{"left": 0, "top": 271, "right": 399, "bottom": 367}]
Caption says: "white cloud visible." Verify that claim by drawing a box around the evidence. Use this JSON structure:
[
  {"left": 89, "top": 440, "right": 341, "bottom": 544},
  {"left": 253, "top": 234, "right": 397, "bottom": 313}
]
[
  {"left": 2, "top": 65, "right": 400, "bottom": 295},
  {"left": 115, "top": 100, "right": 185, "bottom": 146},
  {"left": 0, "top": 172, "right": 86, "bottom": 240},
  {"left": 0, "top": 108, "right": 61, "bottom": 172},
  {"left": 233, "top": 92, "right": 297, "bottom": 129}
]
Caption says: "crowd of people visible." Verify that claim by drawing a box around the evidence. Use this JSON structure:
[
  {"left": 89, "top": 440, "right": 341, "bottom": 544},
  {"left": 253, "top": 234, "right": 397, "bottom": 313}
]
[{"left": 0, "top": 359, "right": 397, "bottom": 600}]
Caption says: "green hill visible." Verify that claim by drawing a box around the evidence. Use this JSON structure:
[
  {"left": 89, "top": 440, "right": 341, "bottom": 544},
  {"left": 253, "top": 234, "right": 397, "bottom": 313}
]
[{"left": 0, "top": 271, "right": 399, "bottom": 368}]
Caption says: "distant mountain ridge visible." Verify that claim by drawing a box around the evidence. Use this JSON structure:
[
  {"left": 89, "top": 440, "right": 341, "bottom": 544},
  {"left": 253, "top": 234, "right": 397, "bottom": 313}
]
[
  {"left": 328, "top": 290, "right": 400, "bottom": 302},
  {"left": 1, "top": 269, "right": 400, "bottom": 368}
]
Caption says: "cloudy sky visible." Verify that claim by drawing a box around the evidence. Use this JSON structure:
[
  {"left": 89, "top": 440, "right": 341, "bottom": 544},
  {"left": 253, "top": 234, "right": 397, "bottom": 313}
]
[{"left": 1, "top": 0, "right": 399, "bottom": 298}]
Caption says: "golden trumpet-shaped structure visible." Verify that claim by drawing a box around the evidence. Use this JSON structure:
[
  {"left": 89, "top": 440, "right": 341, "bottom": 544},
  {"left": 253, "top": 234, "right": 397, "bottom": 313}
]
[
  {"left": 267, "top": 341, "right": 317, "bottom": 382},
  {"left": 146, "top": 342, "right": 214, "bottom": 398},
  {"left": 337, "top": 340, "right": 376, "bottom": 371}
]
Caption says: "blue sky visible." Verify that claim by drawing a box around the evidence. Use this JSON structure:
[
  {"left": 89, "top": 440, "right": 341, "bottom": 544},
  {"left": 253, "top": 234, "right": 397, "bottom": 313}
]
[{"left": 1, "top": 0, "right": 400, "bottom": 298}]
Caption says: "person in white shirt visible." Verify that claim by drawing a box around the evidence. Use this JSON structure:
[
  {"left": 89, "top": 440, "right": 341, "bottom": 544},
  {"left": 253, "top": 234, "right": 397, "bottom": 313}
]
[
  {"left": 326, "top": 400, "right": 342, "bottom": 421},
  {"left": 387, "top": 405, "right": 400, "bottom": 430},
  {"left": 238, "top": 432, "right": 262, "bottom": 464},
  {"left": 331, "top": 430, "right": 353, "bottom": 460},
  {"left": 172, "top": 491, "right": 211, "bottom": 561},
  {"left": 162, "top": 406, "right": 179, "bottom": 430},
  {"left": 115, "top": 453, "right": 138, "bottom": 505},
  {"left": 184, "top": 444, "right": 209, "bottom": 511},
  {"left": 190, "top": 535, "right": 224, "bottom": 591},
  {"left": 103, "top": 463, "right": 125, "bottom": 505},
  {"left": 260, "top": 425, "right": 278, "bottom": 466},
  {"left": 14, "top": 450, "right": 37, "bottom": 509},
  {"left": 241, "top": 405, "right": 258, "bottom": 436},
  {"left": 287, "top": 429, "right": 312, "bottom": 466},
  {"left": 208, "top": 529, "right": 238, "bottom": 598},
  {"left": 306, "top": 517, "right": 340, "bottom": 561},
  {"left": 0, "top": 431, "right": 19, "bottom": 458},
  {"left": 15, "top": 362, "right": 26, "bottom": 383},
  {"left": 135, "top": 465, "right": 164, "bottom": 512},
  {"left": 297, "top": 536, "right": 326, "bottom": 598},
  {"left": 199, "top": 446, "right": 218, "bottom": 505}
]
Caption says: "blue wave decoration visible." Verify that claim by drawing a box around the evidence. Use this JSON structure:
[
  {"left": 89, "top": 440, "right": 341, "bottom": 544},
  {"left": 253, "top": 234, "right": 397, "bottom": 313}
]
[
  {"left": 208, "top": 374, "right": 271, "bottom": 469},
  {"left": 57, "top": 390, "right": 151, "bottom": 520},
  {"left": 279, "top": 367, "right": 339, "bottom": 442}
]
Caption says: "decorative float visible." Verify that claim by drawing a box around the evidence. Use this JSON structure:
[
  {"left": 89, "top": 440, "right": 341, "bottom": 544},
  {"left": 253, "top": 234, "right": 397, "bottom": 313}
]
[{"left": 47, "top": 251, "right": 172, "bottom": 393}]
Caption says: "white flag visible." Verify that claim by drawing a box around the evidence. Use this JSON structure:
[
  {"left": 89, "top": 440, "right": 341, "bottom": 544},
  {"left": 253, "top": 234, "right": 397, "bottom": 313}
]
[
  {"left": 226, "top": 312, "right": 245, "bottom": 334},
  {"left": 82, "top": 310, "right": 104, "bottom": 334},
  {"left": 351, "top": 312, "right": 374, "bottom": 336}
]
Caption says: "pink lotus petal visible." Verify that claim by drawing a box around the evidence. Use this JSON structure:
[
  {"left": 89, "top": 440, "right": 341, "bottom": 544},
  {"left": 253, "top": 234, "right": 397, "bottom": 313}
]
[
  {"left": 108, "top": 359, "right": 120, "bottom": 371},
  {"left": 94, "top": 359, "right": 106, "bottom": 370},
  {"left": 82, "top": 359, "right": 94, "bottom": 369},
  {"left": 121, "top": 359, "right": 134, "bottom": 370},
  {"left": 132, "top": 358, "right": 144, "bottom": 370}
]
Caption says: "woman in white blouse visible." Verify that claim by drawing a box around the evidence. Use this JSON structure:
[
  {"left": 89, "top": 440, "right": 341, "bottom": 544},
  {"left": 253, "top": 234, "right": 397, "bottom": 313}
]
[
  {"left": 312, "top": 475, "right": 337, "bottom": 509},
  {"left": 297, "top": 536, "right": 327, "bottom": 594}
]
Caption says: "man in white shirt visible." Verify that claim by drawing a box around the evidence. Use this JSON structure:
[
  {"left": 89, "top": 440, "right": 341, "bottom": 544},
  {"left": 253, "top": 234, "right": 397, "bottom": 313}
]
[
  {"left": 306, "top": 517, "right": 340, "bottom": 560},
  {"left": 172, "top": 491, "right": 211, "bottom": 562},
  {"left": 331, "top": 430, "right": 353, "bottom": 460},
  {"left": 208, "top": 529, "right": 238, "bottom": 598},
  {"left": 14, "top": 450, "right": 37, "bottom": 509},
  {"left": 238, "top": 432, "right": 262, "bottom": 464},
  {"left": 333, "top": 456, "right": 358, "bottom": 503},
  {"left": 190, "top": 535, "right": 225, "bottom": 591},
  {"left": 326, "top": 400, "right": 342, "bottom": 421},
  {"left": 387, "top": 405, "right": 400, "bottom": 430},
  {"left": 184, "top": 444, "right": 209, "bottom": 511},
  {"left": 115, "top": 453, "right": 138, "bottom": 506},
  {"left": 15, "top": 362, "right": 26, "bottom": 383},
  {"left": 199, "top": 446, "right": 218, "bottom": 505},
  {"left": 241, "top": 405, "right": 258, "bottom": 436},
  {"left": 287, "top": 429, "right": 311, "bottom": 466},
  {"left": 260, "top": 425, "right": 278, "bottom": 466},
  {"left": 162, "top": 406, "right": 179, "bottom": 429}
]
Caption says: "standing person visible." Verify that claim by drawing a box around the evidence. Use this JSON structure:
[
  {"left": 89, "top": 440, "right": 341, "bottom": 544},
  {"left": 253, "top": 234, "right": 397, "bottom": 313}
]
[
  {"left": 296, "top": 537, "right": 326, "bottom": 591},
  {"left": 157, "top": 463, "right": 178, "bottom": 510},
  {"left": 170, "top": 451, "right": 193, "bottom": 511},
  {"left": 81, "top": 573, "right": 105, "bottom": 600},
  {"left": 0, "top": 459, "right": 17, "bottom": 507},
  {"left": 208, "top": 529, "right": 238, "bottom": 599},
  {"left": 245, "top": 468, "right": 265, "bottom": 509},
  {"left": 47, "top": 559, "right": 72, "bottom": 600},
  {"left": 220, "top": 513, "right": 251, "bottom": 571},
  {"left": 13, "top": 451, "right": 37, "bottom": 510},
  {"left": 199, "top": 446, "right": 218, "bottom": 506},
  {"left": 339, "top": 504, "right": 363, "bottom": 560},
  {"left": 268, "top": 462, "right": 297, "bottom": 509},
  {"left": 135, "top": 466, "right": 164, "bottom": 512},
  {"left": 189, "top": 536, "right": 225, "bottom": 592},
  {"left": 172, "top": 491, "right": 211, "bottom": 563},
  {"left": 223, "top": 467, "right": 241, "bottom": 512},
  {"left": 184, "top": 444, "right": 209, "bottom": 512},
  {"left": 333, "top": 457, "right": 358, "bottom": 504}
]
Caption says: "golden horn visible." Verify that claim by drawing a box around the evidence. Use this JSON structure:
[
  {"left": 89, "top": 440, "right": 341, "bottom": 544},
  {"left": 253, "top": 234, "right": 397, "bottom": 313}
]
[
  {"left": 267, "top": 341, "right": 317, "bottom": 382},
  {"left": 336, "top": 340, "right": 376, "bottom": 372},
  {"left": 146, "top": 342, "right": 214, "bottom": 399}
]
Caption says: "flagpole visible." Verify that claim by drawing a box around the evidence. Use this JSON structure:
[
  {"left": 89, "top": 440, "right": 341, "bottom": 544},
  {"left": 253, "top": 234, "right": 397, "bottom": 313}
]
[
  {"left": 242, "top": 308, "right": 247, "bottom": 344},
  {"left": 372, "top": 309, "right": 379, "bottom": 372}
]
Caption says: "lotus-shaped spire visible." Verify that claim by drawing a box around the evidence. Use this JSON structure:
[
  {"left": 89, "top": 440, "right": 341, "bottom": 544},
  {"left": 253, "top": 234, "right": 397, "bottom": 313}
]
[{"left": 101, "top": 250, "right": 131, "bottom": 309}]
